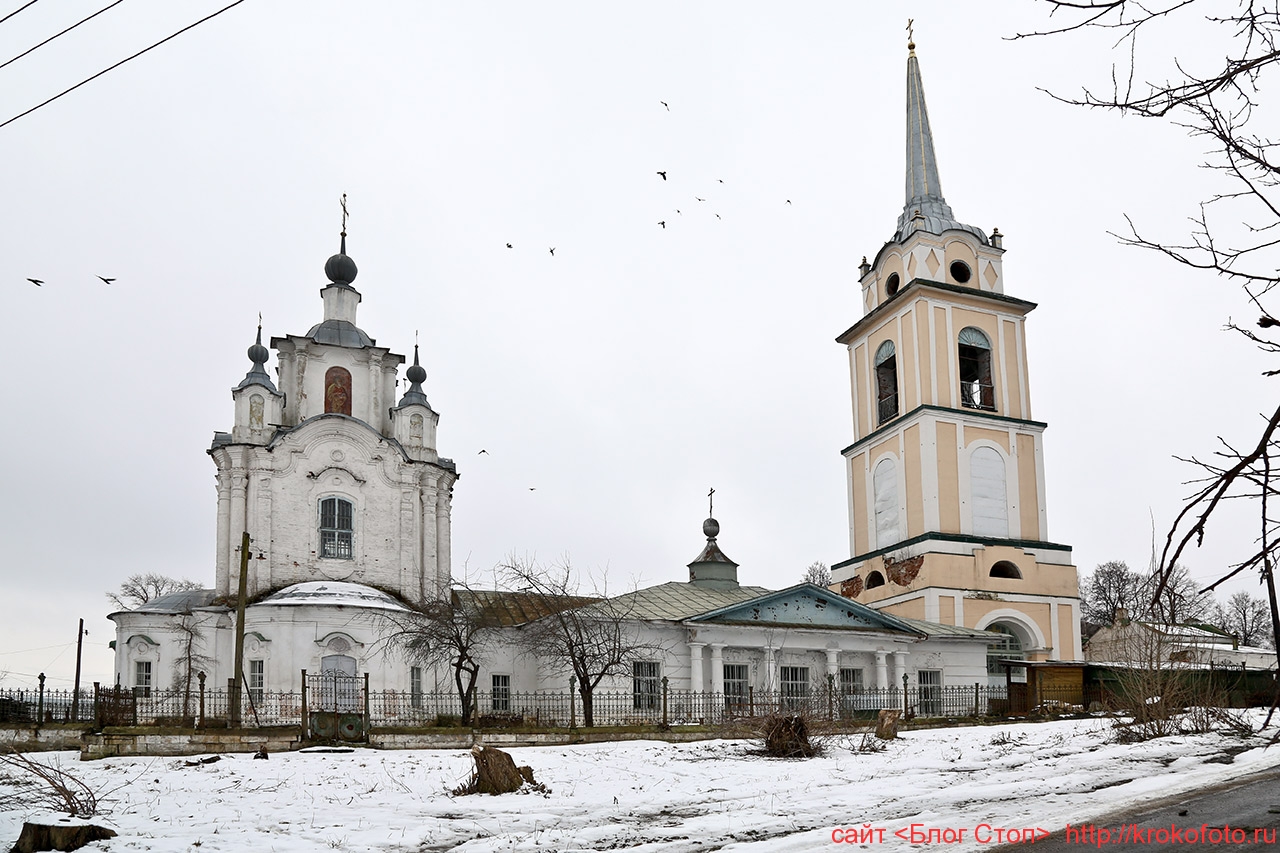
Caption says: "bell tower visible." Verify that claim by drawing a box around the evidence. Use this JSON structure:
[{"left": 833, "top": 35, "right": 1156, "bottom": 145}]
[{"left": 830, "top": 37, "right": 1082, "bottom": 666}]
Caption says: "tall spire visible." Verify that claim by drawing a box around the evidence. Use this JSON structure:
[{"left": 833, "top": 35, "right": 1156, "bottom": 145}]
[{"left": 892, "top": 36, "right": 988, "bottom": 246}]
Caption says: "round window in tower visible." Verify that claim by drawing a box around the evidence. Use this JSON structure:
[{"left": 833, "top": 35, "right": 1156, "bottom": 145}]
[
  {"left": 886, "top": 273, "right": 900, "bottom": 297},
  {"left": 949, "top": 261, "right": 972, "bottom": 284}
]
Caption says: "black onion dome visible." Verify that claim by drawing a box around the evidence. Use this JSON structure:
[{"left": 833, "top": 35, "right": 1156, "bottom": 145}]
[{"left": 324, "top": 232, "right": 358, "bottom": 285}]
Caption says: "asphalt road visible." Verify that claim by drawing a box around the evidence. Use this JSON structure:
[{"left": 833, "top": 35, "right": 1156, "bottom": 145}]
[{"left": 987, "top": 764, "right": 1280, "bottom": 852}]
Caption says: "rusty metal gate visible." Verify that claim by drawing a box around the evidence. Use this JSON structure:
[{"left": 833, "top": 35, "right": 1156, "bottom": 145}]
[{"left": 307, "top": 659, "right": 366, "bottom": 741}]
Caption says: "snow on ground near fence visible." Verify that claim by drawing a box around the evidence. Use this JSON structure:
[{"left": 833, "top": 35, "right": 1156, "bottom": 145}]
[{"left": 2, "top": 715, "right": 1278, "bottom": 852}]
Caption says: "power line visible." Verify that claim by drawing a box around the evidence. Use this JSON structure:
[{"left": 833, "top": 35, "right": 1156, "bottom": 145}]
[
  {"left": 0, "top": 0, "right": 127, "bottom": 73},
  {"left": 0, "top": 0, "right": 249, "bottom": 132},
  {"left": 0, "top": 642, "right": 77, "bottom": 656},
  {"left": 0, "top": 0, "right": 43, "bottom": 27}
]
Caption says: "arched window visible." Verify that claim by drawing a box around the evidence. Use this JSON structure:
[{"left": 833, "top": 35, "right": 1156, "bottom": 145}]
[
  {"left": 865, "top": 570, "right": 886, "bottom": 589},
  {"left": 986, "top": 622, "right": 1025, "bottom": 674},
  {"left": 324, "top": 366, "right": 352, "bottom": 415},
  {"left": 969, "top": 446, "right": 1009, "bottom": 537},
  {"left": 990, "top": 560, "right": 1022, "bottom": 579},
  {"left": 958, "top": 327, "right": 994, "bottom": 410},
  {"left": 874, "top": 340, "right": 898, "bottom": 424},
  {"left": 319, "top": 497, "right": 354, "bottom": 559},
  {"left": 873, "top": 458, "right": 901, "bottom": 549}
]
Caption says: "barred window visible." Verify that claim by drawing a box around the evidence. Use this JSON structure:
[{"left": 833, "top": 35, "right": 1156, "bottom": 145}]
[
  {"left": 780, "top": 665, "right": 810, "bottom": 710},
  {"left": 633, "top": 661, "right": 660, "bottom": 711},
  {"left": 319, "top": 497, "right": 354, "bottom": 559},
  {"left": 839, "top": 667, "right": 863, "bottom": 695},
  {"left": 134, "top": 660, "right": 152, "bottom": 698},
  {"left": 249, "top": 659, "right": 264, "bottom": 704},
  {"left": 723, "top": 663, "right": 749, "bottom": 708},
  {"left": 492, "top": 674, "right": 511, "bottom": 713},
  {"left": 918, "top": 669, "right": 943, "bottom": 716}
]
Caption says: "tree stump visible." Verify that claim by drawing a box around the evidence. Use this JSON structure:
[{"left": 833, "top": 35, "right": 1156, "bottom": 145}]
[
  {"left": 454, "top": 746, "right": 536, "bottom": 795},
  {"left": 875, "top": 709, "right": 901, "bottom": 740},
  {"left": 10, "top": 821, "right": 117, "bottom": 853}
]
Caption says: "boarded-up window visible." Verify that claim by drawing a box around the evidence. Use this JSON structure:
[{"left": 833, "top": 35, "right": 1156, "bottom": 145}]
[
  {"left": 970, "top": 446, "right": 1008, "bottom": 537},
  {"left": 873, "top": 458, "right": 901, "bottom": 549}
]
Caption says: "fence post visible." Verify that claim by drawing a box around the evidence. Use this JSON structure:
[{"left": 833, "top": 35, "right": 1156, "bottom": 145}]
[
  {"left": 974, "top": 682, "right": 980, "bottom": 717},
  {"left": 661, "top": 676, "right": 669, "bottom": 727},
  {"left": 826, "top": 673, "right": 835, "bottom": 721},
  {"left": 363, "top": 672, "right": 371, "bottom": 743},
  {"left": 569, "top": 677, "right": 576, "bottom": 729},
  {"left": 227, "top": 679, "right": 236, "bottom": 729},
  {"left": 92, "top": 682, "right": 100, "bottom": 730},
  {"left": 36, "top": 673, "right": 45, "bottom": 726},
  {"left": 197, "top": 672, "right": 206, "bottom": 728},
  {"left": 300, "top": 669, "right": 308, "bottom": 737},
  {"left": 748, "top": 685, "right": 754, "bottom": 717},
  {"left": 902, "top": 673, "right": 909, "bottom": 717}
]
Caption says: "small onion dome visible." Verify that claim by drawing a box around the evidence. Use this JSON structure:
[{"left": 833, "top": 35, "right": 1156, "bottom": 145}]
[
  {"left": 406, "top": 349, "right": 427, "bottom": 385},
  {"left": 396, "top": 344, "right": 432, "bottom": 409},
  {"left": 702, "top": 517, "right": 720, "bottom": 539},
  {"left": 247, "top": 325, "right": 270, "bottom": 367},
  {"left": 324, "top": 232, "right": 358, "bottom": 285}
]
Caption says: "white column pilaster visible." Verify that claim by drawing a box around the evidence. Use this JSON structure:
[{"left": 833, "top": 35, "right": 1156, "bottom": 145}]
[
  {"left": 710, "top": 644, "right": 724, "bottom": 695},
  {"left": 688, "top": 642, "right": 705, "bottom": 692}
]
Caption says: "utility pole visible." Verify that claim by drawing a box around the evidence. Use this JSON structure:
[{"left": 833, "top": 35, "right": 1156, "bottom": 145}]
[
  {"left": 230, "top": 531, "right": 250, "bottom": 728},
  {"left": 72, "top": 618, "right": 85, "bottom": 721}
]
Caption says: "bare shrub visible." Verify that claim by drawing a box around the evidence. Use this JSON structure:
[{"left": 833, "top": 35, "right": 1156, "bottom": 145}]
[{"left": 0, "top": 748, "right": 99, "bottom": 817}]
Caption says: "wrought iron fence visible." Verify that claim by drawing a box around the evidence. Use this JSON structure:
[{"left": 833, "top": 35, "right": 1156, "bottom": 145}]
[{"left": 0, "top": 680, "right": 1115, "bottom": 730}]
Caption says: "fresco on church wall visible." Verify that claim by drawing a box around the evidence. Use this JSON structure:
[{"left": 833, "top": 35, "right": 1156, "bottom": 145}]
[{"left": 324, "top": 367, "right": 352, "bottom": 415}]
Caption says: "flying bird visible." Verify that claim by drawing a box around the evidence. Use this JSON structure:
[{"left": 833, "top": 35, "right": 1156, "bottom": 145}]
[
  {"left": 695, "top": 197, "right": 705, "bottom": 202},
  {"left": 505, "top": 243, "right": 513, "bottom": 249},
  {"left": 478, "top": 449, "right": 489, "bottom": 455},
  {"left": 98, "top": 276, "right": 115, "bottom": 284},
  {"left": 715, "top": 213, "right": 721, "bottom": 220},
  {"left": 528, "top": 487, "right": 537, "bottom": 491},
  {"left": 717, "top": 179, "right": 724, "bottom": 183},
  {"left": 660, "top": 101, "right": 669, "bottom": 111},
  {"left": 549, "top": 247, "right": 555, "bottom": 256},
  {"left": 26, "top": 278, "right": 42, "bottom": 286},
  {"left": 656, "top": 171, "right": 667, "bottom": 181},
  {"left": 658, "top": 220, "right": 666, "bottom": 229},
  {"left": 674, "top": 209, "right": 681, "bottom": 215},
  {"left": 785, "top": 200, "right": 792, "bottom": 205}
]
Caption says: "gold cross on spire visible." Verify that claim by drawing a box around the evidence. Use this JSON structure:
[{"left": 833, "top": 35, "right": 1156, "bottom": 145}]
[{"left": 907, "top": 18, "right": 915, "bottom": 52}]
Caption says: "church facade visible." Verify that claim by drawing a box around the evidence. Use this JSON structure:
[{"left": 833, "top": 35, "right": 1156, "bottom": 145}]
[
  {"left": 109, "top": 236, "right": 458, "bottom": 696},
  {"left": 828, "top": 41, "right": 1083, "bottom": 672}
]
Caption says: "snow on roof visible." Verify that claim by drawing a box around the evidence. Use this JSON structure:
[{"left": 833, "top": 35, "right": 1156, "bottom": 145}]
[{"left": 255, "top": 582, "right": 409, "bottom": 611}]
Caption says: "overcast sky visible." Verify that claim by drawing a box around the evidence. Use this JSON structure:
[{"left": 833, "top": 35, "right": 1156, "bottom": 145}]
[{"left": 1, "top": 1, "right": 1271, "bottom": 690}]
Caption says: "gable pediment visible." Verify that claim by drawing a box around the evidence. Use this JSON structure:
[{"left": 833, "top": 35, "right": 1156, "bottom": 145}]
[{"left": 687, "top": 583, "right": 924, "bottom": 635}]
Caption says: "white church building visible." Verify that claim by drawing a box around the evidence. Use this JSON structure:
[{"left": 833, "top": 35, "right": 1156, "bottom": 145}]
[
  {"left": 109, "top": 41, "right": 1049, "bottom": 717},
  {"left": 108, "top": 227, "right": 997, "bottom": 711}
]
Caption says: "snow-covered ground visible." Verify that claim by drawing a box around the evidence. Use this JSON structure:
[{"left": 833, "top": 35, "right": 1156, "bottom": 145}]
[{"left": 2, "top": 716, "right": 1277, "bottom": 852}]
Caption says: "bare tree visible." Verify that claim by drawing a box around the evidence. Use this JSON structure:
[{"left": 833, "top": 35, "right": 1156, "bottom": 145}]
[
  {"left": 1214, "top": 590, "right": 1275, "bottom": 648},
  {"left": 1082, "top": 560, "right": 1146, "bottom": 624},
  {"left": 382, "top": 588, "right": 503, "bottom": 726},
  {"left": 170, "top": 612, "right": 214, "bottom": 720},
  {"left": 501, "top": 557, "right": 663, "bottom": 728},
  {"left": 1020, "top": 1, "right": 1280, "bottom": 665},
  {"left": 802, "top": 561, "right": 832, "bottom": 587},
  {"left": 1149, "top": 563, "right": 1214, "bottom": 625},
  {"left": 106, "top": 573, "right": 202, "bottom": 610}
]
